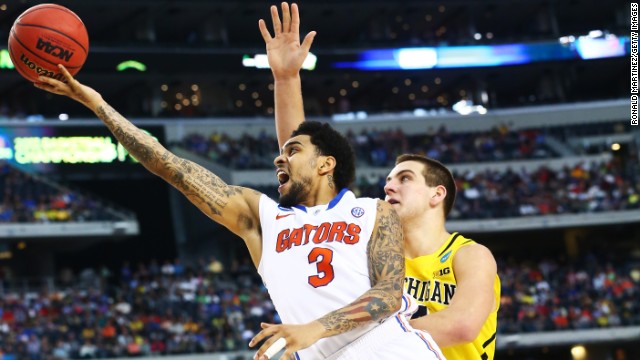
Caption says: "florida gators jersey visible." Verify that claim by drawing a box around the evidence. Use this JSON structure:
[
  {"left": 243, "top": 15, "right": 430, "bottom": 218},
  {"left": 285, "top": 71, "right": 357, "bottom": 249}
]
[
  {"left": 258, "top": 189, "right": 379, "bottom": 359},
  {"left": 405, "top": 232, "right": 500, "bottom": 360}
]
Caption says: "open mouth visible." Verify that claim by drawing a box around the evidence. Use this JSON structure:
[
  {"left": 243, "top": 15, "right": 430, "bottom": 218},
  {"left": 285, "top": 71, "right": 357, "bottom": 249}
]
[
  {"left": 387, "top": 198, "right": 400, "bottom": 205},
  {"left": 277, "top": 170, "right": 290, "bottom": 186}
]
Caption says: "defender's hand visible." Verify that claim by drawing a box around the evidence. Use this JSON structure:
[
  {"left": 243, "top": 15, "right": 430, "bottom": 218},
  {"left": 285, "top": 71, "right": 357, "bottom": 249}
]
[{"left": 258, "top": 2, "right": 316, "bottom": 80}]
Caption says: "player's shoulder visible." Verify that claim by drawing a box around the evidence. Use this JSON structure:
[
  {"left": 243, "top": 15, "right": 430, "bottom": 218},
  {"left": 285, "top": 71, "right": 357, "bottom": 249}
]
[
  {"left": 455, "top": 237, "right": 496, "bottom": 263},
  {"left": 258, "top": 193, "right": 285, "bottom": 215},
  {"left": 257, "top": 192, "right": 276, "bottom": 206}
]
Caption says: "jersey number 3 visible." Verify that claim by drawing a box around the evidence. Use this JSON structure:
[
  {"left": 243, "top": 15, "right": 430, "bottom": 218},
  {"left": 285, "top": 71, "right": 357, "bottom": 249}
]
[{"left": 308, "top": 247, "right": 335, "bottom": 287}]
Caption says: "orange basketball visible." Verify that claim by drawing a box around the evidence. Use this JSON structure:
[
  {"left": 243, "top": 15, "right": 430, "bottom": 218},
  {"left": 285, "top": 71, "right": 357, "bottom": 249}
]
[{"left": 8, "top": 3, "right": 89, "bottom": 83}]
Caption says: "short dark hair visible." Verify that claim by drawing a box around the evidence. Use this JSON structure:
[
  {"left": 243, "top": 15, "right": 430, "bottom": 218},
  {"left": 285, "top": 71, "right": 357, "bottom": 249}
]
[
  {"left": 396, "top": 154, "right": 456, "bottom": 217},
  {"left": 291, "top": 121, "right": 355, "bottom": 190}
]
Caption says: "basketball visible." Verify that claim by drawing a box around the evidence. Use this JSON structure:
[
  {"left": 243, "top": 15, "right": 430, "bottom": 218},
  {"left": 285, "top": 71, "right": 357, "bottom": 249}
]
[{"left": 8, "top": 4, "right": 89, "bottom": 83}]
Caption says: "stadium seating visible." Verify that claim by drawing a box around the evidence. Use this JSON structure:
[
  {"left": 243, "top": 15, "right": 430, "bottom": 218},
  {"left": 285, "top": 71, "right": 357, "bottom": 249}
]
[
  {"left": 0, "top": 161, "right": 125, "bottom": 223},
  {"left": 0, "top": 253, "right": 636, "bottom": 359}
]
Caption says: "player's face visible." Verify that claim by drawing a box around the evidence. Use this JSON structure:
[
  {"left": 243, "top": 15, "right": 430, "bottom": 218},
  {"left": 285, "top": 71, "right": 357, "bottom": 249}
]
[
  {"left": 274, "top": 135, "right": 317, "bottom": 207},
  {"left": 384, "top": 161, "right": 432, "bottom": 219}
]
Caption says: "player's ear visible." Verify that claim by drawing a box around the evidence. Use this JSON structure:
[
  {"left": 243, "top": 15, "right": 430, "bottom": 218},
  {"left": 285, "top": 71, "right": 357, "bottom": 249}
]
[
  {"left": 318, "top": 155, "right": 336, "bottom": 175},
  {"left": 430, "top": 185, "right": 447, "bottom": 206}
]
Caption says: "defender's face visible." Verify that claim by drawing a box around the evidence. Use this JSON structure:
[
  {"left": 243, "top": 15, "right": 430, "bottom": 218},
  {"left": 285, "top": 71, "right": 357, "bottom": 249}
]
[
  {"left": 273, "top": 135, "right": 317, "bottom": 206},
  {"left": 384, "top": 160, "right": 432, "bottom": 219}
]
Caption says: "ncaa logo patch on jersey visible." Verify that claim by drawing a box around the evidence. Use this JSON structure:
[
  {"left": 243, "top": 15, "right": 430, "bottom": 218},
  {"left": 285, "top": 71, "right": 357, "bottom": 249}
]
[
  {"left": 351, "top": 207, "right": 365, "bottom": 218},
  {"left": 440, "top": 250, "right": 452, "bottom": 263}
]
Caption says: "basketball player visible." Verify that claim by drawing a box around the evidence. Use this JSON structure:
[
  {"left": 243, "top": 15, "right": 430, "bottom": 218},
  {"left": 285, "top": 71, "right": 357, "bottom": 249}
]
[
  {"left": 263, "top": 2, "right": 500, "bottom": 359},
  {"left": 34, "top": 69, "right": 444, "bottom": 359}
]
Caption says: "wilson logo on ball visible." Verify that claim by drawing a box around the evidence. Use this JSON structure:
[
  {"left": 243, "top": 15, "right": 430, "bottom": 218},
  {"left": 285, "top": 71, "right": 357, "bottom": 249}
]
[
  {"left": 18, "top": 53, "right": 64, "bottom": 80},
  {"left": 35, "top": 38, "right": 74, "bottom": 62}
]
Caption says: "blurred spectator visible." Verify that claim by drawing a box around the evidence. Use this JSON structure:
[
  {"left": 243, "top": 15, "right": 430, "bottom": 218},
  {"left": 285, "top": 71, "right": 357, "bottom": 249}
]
[
  {"left": 498, "top": 253, "right": 640, "bottom": 333},
  {"left": 0, "top": 252, "right": 636, "bottom": 359},
  {"left": 253, "top": 156, "right": 639, "bottom": 220},
  {"left": 178, "top": 124, "right": 555, "bottom": 170},
  {"left": 0, "top": 162, "right": 130, "bottom": 223},
  {"left": 207, "top": 256, "right": 224, "bottom": 276}
]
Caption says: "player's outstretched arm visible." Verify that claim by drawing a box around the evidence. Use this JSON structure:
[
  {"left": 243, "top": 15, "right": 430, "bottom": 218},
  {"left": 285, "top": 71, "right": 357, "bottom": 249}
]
[
  {"left": 34, "top": 66, "right": 263, "bottom": 254},
  {"left": 259, "top": 2, "right": 315, "bottom": 147},
  {"left": 250, "top": 200, "right": 404, "bottom": 359}
]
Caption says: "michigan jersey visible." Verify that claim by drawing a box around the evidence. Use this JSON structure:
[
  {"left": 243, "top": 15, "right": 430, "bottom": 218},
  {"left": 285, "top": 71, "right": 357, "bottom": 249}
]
[
  {"left": 258, "top": 189, "right": 379, "bottom": 359},
  {"left": 405, "top": 232, "right": 501, "bottom": 360}
]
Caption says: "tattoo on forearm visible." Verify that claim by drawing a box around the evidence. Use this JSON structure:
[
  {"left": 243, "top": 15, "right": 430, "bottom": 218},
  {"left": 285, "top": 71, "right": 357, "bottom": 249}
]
[
  {"left": 318, "top": 293, "right": 394, "bottom": 335},
  {"left": 94, "top": 103, "right": 257, "bottom": 231},
  {"left": 317, "top": 201, "right": 404, "bottom": 337},
  {"left": 369, "top": 201, "right": 405, "bottom": 291},
  {"left": 97, "top": 105, "right": 156, "bottom": 165}
]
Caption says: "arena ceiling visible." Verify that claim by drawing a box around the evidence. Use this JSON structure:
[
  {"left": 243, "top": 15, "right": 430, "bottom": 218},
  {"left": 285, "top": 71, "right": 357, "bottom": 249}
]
[{"left": 0, "top": 0, "right": 626, "bottom": 114}]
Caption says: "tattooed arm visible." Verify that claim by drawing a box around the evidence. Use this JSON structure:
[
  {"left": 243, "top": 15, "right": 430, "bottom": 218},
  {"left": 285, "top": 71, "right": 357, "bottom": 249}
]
[
  {"left": 34, "top": 65, "right": 264, "bottom": 260},
  {"left": 250, "top": 200, "right": 404, "bottom": 359},
  {"left": 317, "top": 200, "right": 404, "bottom": 332}
]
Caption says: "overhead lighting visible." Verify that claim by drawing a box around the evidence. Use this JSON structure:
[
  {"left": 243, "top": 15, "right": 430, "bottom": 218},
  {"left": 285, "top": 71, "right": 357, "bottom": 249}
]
[
  {"left": 332, "top": 111, "right": 368, "bottom": 122},
  {"left": 452, "top": 99, "right": 487, "bottom": 115},
  {"left": 559, "top": 35, "right": 576, "bottom": 44},
  {"left": 242, "top": 53, "right": 317, "bottom": 70},
  {"left": 571, "top": 345, "right": 587, "bottom": 360},
  {"left": 116, "top": 60, "right": 147, "bottom": 72},
  {"left": 0, "top": 49, "right": 14, "bottom": 69},
  {"left": 588, "top": 30, "right": 604, "bottom": 38}
]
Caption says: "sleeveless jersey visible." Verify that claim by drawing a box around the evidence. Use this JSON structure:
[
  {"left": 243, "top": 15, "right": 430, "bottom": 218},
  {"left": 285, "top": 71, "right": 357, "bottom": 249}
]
[
  {"left": 258, "top": 189, "right": 379, "bottom": 359},
  {"left": 404, "top": 232, "right": 501, "bottom": 360}
]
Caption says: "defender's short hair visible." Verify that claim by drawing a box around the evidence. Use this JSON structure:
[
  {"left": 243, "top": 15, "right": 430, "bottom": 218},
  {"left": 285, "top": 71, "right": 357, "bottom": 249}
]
[{"left": 396, "top": 154, "right": 456, "bottom": 217}]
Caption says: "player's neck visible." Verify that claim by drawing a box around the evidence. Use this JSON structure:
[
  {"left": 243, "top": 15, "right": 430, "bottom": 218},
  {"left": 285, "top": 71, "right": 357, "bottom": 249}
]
[
  {"left": 403, "top": 214, "right": 449, "bottom": 258},
  {"left": 301, "top": 185, "right": 341, "bottom": 207}
]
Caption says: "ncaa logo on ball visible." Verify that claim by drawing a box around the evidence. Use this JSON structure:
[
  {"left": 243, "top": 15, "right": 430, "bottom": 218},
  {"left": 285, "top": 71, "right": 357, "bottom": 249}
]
[
  {"left": 36, "top": 37, "right": 75, "bottom": 62},
  {"left": 351, "top": 207, "right": 365, "bottom": 218}
]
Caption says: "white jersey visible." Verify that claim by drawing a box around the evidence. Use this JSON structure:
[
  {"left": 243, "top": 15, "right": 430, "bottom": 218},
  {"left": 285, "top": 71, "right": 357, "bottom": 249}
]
[{"left": 258, "top": 189, "right": 379, "bottom": 359}]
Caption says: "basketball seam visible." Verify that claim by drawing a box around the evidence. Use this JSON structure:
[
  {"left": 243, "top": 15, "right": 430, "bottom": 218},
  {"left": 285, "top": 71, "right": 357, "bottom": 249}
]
[
  {"left": 7, "top": 42, "right": 35, "bottom": 81},
  {"left": 17, "top": 5, "right": 84, "bottom": 24},
  {"left": 10, "top": 30, "right": 82, "bottom": 70},
  {"left": 14, "top": 23, "right": 89, "bottom": 55}
]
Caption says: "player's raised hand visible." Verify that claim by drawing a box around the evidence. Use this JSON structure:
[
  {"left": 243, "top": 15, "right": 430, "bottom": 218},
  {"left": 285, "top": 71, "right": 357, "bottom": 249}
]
[
  {"left": 258, "top": 2, "right": 316, "bottom": 80},
  {"left": 249, "top": 321, "right": 325, "bottom": 360},
  {"left": 34, "top": 64, "right": 103, "bottom": 110}
]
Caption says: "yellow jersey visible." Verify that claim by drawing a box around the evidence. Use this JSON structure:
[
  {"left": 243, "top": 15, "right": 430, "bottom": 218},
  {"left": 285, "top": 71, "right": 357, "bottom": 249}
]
[{"left": 405, "top": 232, "right": 500, "bottom": 360}]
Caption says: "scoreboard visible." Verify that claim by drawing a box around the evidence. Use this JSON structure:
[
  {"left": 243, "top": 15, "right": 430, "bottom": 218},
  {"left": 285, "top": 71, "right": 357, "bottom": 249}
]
[{"left": 0, "top": 123, "right": 165, "bottom": 177}]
